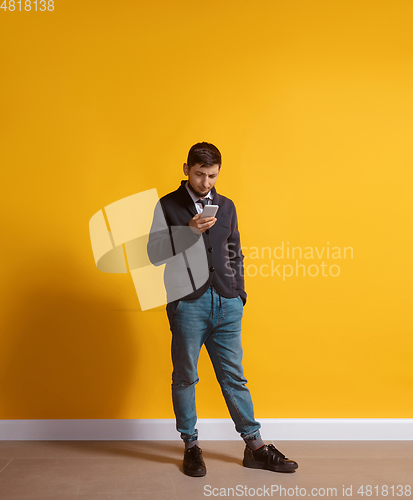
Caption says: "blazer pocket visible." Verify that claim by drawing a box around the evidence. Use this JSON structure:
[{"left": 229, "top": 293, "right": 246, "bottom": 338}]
[{"left": 219, "top": 215, "right": 231, "bottom": 229}]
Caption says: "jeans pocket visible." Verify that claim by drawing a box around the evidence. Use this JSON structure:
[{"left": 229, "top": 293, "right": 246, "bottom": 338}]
[
  {"left": 171, "top": 299, "right": 183, "bottom": 315},
  {"left": 167, "top": 300, "right": 183, "bottom": 329}
]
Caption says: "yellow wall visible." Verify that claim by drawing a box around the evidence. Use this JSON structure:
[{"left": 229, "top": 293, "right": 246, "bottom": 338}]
[{"left": 1, "top": 0, "right": 412, "bottom": 419}]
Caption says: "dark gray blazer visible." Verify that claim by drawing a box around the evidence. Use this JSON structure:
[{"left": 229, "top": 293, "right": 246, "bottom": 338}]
[{"left": 147, "top": 180, "right": 247, "bottom": 305}]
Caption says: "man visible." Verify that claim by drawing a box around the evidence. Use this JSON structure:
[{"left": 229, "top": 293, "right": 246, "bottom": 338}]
[{"left": 147, "top": 142, "right": 298, "bottom": 477}]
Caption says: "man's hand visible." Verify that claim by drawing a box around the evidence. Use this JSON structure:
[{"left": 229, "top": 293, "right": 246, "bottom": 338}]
[{"left": 188, "top": 213, "right": 217, "bottom": 234}]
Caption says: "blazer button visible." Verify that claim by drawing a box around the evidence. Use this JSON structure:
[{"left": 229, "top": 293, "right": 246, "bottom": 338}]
[
  {"left": 209, "top": 266, "right": 215, "bottom": 272},
  {"left": 208, "top": 247, "right": 213, "bottom": 253},
  {"left": 205, "top": 229, "right": 209, "bottom": 234}
]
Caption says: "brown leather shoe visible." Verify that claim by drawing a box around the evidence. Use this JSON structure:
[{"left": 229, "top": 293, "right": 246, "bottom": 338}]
[
  {"left": 243, "top": 444, "right": 298, "bottom": 472},
  {"left": 183, "top": 445, "right": 207, "bottom": 477}
]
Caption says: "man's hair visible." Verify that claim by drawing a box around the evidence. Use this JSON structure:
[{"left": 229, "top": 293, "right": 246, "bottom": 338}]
[{"left": 187, "top": 142, "right": 222, "bottom": 169}]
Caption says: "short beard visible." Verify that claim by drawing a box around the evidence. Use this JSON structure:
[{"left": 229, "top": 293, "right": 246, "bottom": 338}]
[{"left": 187, "top": 180, "right": 208, "bottom": 199}]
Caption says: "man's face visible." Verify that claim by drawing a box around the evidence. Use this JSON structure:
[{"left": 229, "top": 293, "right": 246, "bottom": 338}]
[{"left": 183, "top": 162, "right": 221, "bottom": 198}]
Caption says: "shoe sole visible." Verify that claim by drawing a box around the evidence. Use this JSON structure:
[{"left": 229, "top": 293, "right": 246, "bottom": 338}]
[
  {"left": 243, "top": 459, "right": 298, "bottom": 472},
  {"left": 183, "top": 468, "right": 207, "bottom": 477}
]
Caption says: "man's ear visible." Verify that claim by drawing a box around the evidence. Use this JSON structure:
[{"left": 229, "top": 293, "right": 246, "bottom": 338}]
[{"left": 183, "top": 162, "right": 189, "bottom": 176}]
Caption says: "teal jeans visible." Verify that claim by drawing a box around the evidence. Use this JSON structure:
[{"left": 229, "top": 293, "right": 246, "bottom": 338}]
[{"left": 166, "top": 284, "right": 261, "bottom": 445}]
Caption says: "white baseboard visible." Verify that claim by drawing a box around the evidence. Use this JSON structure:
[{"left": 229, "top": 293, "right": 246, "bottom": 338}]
[{"left": 1, "top": 419, "right": 413, "bottom": 441}]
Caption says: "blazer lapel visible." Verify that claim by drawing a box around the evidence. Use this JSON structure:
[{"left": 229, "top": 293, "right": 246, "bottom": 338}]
[
  {"left": 178, "top": 180, "right": 197, "bottom": 218},
  {"left": 211, "top": 186, "right": 219, "bottom": 206}
]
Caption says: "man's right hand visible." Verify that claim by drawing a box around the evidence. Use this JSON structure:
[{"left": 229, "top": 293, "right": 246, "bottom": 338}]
[{"left": 188, "top": 213, "right": 217, "bottom": 234}]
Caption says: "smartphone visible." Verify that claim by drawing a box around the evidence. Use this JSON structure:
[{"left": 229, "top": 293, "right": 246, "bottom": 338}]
[{"left": 200, "top": 204, "right": 219, "bottom": 218}]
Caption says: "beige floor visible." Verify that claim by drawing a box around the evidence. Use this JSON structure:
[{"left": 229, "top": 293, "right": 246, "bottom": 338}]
[{"left": 0, "top": 440, "right": 412, "bottom": 499}]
